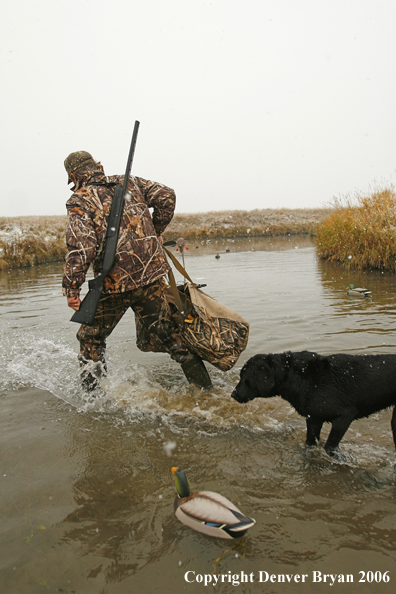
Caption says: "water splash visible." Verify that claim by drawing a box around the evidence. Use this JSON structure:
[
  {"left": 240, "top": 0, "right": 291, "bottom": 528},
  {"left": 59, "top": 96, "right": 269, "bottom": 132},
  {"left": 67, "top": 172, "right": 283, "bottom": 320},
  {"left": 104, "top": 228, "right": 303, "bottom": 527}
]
[{"left": 0, "top": 325, "right": 288, "bottom": 434}]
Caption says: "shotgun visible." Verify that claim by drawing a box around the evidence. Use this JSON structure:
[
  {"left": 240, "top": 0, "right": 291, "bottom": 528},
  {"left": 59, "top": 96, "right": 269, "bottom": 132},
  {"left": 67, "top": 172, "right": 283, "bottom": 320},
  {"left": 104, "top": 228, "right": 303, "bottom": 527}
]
[{"left": 70, "top": 120, "right": 140, "bottom": 326}]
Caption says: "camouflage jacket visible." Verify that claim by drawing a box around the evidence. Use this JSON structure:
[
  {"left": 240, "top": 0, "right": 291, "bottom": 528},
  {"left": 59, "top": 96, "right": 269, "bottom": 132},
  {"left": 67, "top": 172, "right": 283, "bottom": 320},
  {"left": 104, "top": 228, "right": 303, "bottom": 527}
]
[{"left": 62, "top": 171, "right": 175, "bottom": 297}]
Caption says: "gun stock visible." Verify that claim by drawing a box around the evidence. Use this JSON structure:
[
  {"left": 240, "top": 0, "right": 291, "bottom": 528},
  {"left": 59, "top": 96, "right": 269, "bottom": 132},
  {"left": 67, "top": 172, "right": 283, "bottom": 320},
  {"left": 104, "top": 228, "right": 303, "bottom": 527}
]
[
  {"left": 70, "top": 275, "right": 105, "bottom": 325},
  {"left": 70, "top": 121, "right": 140, "bottom": 326}
]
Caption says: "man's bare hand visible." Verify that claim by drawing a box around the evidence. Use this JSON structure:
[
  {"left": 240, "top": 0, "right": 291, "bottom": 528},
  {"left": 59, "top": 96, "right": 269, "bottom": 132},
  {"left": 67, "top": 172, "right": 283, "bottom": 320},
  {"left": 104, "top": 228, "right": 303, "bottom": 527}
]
[
  {"left": 67, "top": 295, "right": 81, "bottom": 311},
  {"left": 158, "top": 235, "right": 163, "bottom": 244}
]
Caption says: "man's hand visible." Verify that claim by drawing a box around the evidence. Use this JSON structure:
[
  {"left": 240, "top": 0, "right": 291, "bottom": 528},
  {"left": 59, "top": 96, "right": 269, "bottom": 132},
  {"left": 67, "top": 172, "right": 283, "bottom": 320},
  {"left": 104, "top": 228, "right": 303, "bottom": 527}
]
[
  {"left": 67, "top": 295, "right": 81, "bottom": 311},
  {"left": 158, "top": 235, "right": 163, "bottom": 244}
]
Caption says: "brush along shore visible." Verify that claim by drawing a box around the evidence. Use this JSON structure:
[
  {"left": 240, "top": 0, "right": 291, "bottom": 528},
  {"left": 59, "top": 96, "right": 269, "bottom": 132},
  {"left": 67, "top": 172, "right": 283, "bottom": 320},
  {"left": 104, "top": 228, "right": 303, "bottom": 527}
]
[
  {"left": 316, "top": 186, "right": 396, "bottom": 272},
  {"left": 0, "top": 208, "right": 330, "bottom": 270}
]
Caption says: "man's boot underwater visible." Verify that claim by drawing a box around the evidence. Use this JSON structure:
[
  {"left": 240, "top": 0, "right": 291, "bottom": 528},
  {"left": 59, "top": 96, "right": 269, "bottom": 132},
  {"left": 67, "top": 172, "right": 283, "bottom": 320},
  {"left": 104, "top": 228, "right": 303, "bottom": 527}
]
[
  {"left": 80, "top": 361, "right": 107, "bottom": 393},
  {"left": 181, "top": 355, "right": 212, "bottom": 390}
]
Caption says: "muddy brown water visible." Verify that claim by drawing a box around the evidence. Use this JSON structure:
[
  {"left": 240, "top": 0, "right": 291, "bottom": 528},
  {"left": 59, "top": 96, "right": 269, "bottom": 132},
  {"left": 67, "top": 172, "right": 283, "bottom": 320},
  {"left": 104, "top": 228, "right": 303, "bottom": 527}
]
[{"left": 1, "top": 236, "right": 396, "bottom": 594}]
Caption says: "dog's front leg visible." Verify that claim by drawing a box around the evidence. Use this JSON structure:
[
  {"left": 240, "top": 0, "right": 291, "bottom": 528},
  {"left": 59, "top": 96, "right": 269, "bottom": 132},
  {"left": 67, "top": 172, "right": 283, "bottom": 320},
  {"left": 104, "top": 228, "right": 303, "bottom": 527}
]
[
  {"left": 324, "top": 415, "right": 355, "bottom": 455},
  {"left": 306, "top": 417, "right": 323, "bottom": 446}
]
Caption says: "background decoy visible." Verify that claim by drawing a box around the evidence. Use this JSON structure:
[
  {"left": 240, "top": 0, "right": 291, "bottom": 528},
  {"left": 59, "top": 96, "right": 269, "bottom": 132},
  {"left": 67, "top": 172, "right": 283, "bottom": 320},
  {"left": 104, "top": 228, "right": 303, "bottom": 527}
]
[{"left": 347, "top": 284, "right": 371, "bottom": 297}]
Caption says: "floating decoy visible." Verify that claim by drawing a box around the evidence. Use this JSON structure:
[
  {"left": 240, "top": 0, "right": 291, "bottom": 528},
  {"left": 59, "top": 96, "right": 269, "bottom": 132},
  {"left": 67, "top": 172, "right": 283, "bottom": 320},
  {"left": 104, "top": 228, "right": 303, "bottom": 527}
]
[
  {"left": 215, "top": 253, "right": 220, "bottom": 259},
  {"left": 226, "top": 247, "right": 230, "bottom": 252},
  {"left": 176, "top": 237, "right": 189, "bottom": 266},
  {"left": 176, "top": 237, "right": 186, "bottom": 250},
  {"left": 171, "top": 467, "right": 256, "bottom": 539},
  {"left": 346, "top": 284, "right": 371, "bottom": 297}
]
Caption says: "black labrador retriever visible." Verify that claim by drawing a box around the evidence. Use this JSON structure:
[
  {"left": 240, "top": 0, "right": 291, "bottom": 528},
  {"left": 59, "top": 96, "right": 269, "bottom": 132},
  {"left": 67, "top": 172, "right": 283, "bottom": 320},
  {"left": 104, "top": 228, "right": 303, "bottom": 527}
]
[{"left": 231, "top": 351, "right": 396, "bottom": 455}]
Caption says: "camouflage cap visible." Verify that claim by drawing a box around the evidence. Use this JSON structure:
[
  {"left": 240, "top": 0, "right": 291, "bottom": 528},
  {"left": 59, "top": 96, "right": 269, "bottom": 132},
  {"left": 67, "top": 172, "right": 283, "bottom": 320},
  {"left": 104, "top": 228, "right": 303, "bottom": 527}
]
[{"left": 64, "top": 151, "right": 96, "bottom": 183}]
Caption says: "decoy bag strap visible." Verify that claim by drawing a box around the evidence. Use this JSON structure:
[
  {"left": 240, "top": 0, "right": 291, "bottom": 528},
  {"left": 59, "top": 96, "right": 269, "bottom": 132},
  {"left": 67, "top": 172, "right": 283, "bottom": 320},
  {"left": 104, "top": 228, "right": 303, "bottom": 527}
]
[{"left": 162, "top": 247, "right": 250, "bottom": 372}]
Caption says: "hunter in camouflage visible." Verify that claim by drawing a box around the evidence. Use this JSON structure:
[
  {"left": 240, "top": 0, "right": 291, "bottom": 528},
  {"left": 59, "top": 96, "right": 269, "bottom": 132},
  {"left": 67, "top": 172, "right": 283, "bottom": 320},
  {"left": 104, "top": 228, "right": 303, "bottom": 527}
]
[
  {"left": 62, "top": 158, "right": 174, "bottom": 296},
  {"left": 63, "top": 151, "right": 212, "bottom": 391}
]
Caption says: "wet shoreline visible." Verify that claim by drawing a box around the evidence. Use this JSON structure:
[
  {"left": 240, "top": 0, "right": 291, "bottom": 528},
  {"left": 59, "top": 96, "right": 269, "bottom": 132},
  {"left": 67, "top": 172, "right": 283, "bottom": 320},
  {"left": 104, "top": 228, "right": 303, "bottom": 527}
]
[{"left": 0, "top": 208, "right": 331, "bottom": 270}]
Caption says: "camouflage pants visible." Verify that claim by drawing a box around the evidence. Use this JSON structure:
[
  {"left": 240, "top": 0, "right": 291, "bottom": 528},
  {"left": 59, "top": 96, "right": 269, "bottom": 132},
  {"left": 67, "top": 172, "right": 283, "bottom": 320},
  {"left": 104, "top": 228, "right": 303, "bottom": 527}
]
[{"left": 76, "top": 278, "right": 193, "bottom": 366}]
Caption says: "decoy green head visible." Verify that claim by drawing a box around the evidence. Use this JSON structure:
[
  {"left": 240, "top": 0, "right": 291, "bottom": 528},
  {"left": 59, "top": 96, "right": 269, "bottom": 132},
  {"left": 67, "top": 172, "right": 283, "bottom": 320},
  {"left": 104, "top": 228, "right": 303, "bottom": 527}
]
[
  {"left": 171, "top": 467, "right": 191, "bottom": 498},
  {"left": 349, "top": 284, "right": 355, "bottom": 290}
]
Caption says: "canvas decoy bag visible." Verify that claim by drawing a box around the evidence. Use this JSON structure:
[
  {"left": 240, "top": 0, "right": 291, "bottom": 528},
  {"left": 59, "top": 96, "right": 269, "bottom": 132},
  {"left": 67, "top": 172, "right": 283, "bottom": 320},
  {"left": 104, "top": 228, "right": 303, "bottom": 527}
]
[
  {"left": 135, "top": 247, "right": 249, "bottom": 371},
  {"left": 162, "top": 248, "right": 250, "bottom": 371}
]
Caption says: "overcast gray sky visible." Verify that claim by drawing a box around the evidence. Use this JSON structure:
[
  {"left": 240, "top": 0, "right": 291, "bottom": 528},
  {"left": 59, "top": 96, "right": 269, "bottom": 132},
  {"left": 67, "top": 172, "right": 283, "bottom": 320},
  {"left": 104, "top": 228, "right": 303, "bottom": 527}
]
[{"left": 1, "top": 0, "right": 395, "bottom": 216}]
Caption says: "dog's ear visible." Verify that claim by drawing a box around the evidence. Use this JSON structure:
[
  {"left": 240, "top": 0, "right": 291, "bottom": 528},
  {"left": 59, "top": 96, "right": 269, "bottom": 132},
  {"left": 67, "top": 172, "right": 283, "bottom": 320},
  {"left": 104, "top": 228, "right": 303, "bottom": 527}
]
[
  {"left": 255, "top": 358, "right": 276, "bottom": 397},
  {"left": 263, "top": 353, "right": 277, "bottom": 369}
]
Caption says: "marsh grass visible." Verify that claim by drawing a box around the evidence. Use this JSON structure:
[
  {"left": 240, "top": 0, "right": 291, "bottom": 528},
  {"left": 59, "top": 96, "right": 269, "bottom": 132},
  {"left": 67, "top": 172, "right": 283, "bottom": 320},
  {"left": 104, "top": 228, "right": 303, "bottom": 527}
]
[
  {"left": 316, "top": 186, "right": 396, "bottom": 271},
  {"left": 0, "top": 216, "right": 69, "bottom": 270},
  {"left": 0, "top": 208, "right": 330, "bottom": 270},
  {"left": 164, "top": 207, "right": 329, "bottom": 240}
]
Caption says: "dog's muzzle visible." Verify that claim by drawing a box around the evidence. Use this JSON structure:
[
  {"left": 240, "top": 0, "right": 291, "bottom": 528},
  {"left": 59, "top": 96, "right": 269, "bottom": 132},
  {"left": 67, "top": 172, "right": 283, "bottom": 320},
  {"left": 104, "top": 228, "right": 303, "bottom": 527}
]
[{"left": 231, "top": 388, "right": 243, "bottom": 403}]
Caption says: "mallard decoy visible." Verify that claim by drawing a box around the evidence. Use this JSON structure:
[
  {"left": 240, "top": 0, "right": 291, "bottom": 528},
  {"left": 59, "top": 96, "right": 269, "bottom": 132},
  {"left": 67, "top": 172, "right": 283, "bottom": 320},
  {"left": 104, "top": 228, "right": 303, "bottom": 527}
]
[
  {"left": 346, "top": 284, "right": 371, "bottom": 297},
  {"left": 171, "top": 467, "right": 256, "bottom": 539},
  {"left": 215, "top": 253, "right": 220, "bottom": 259}
]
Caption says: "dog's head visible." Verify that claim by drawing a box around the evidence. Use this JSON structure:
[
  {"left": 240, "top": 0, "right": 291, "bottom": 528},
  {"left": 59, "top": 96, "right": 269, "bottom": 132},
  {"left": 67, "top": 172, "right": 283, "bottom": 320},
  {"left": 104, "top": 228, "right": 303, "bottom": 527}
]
[{"left": 231, "top": 355, "right": 276, "bottom": 403}]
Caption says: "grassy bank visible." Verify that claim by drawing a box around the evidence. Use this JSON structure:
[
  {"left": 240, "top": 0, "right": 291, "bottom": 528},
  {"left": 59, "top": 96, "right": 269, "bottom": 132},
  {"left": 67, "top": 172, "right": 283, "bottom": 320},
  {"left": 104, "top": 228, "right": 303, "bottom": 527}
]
[
  {"left": 0, "top": 207, "right": 330, "bottom": 270},
  {"left": 0, "top": 216, "right": 69, "bottom": 270},
  {"left": 165, "top": 207, "right": 330, "bottom": 239},
  {"left": 316, "top": 186, "right": 396, "bottom": 271}
]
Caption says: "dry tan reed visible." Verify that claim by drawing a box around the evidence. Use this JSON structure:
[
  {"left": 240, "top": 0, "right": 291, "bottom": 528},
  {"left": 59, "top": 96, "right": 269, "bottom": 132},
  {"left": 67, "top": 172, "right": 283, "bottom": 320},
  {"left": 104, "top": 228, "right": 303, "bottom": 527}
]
[
  {"left": 164, "top": 207, "right": 330, "bottom": 240},
  {"left": 316, "top": 186, "right": 396, "bottom": 271},
  {"left": 0, "top": 216, "right": 69, "bottom": 270}
]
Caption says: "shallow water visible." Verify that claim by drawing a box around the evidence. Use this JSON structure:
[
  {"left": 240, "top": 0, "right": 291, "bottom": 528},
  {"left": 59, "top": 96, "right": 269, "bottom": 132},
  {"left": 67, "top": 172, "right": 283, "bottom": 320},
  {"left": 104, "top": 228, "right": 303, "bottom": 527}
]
[{"left": 1, "top": 236, "right": 396, "bottom": 594}]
